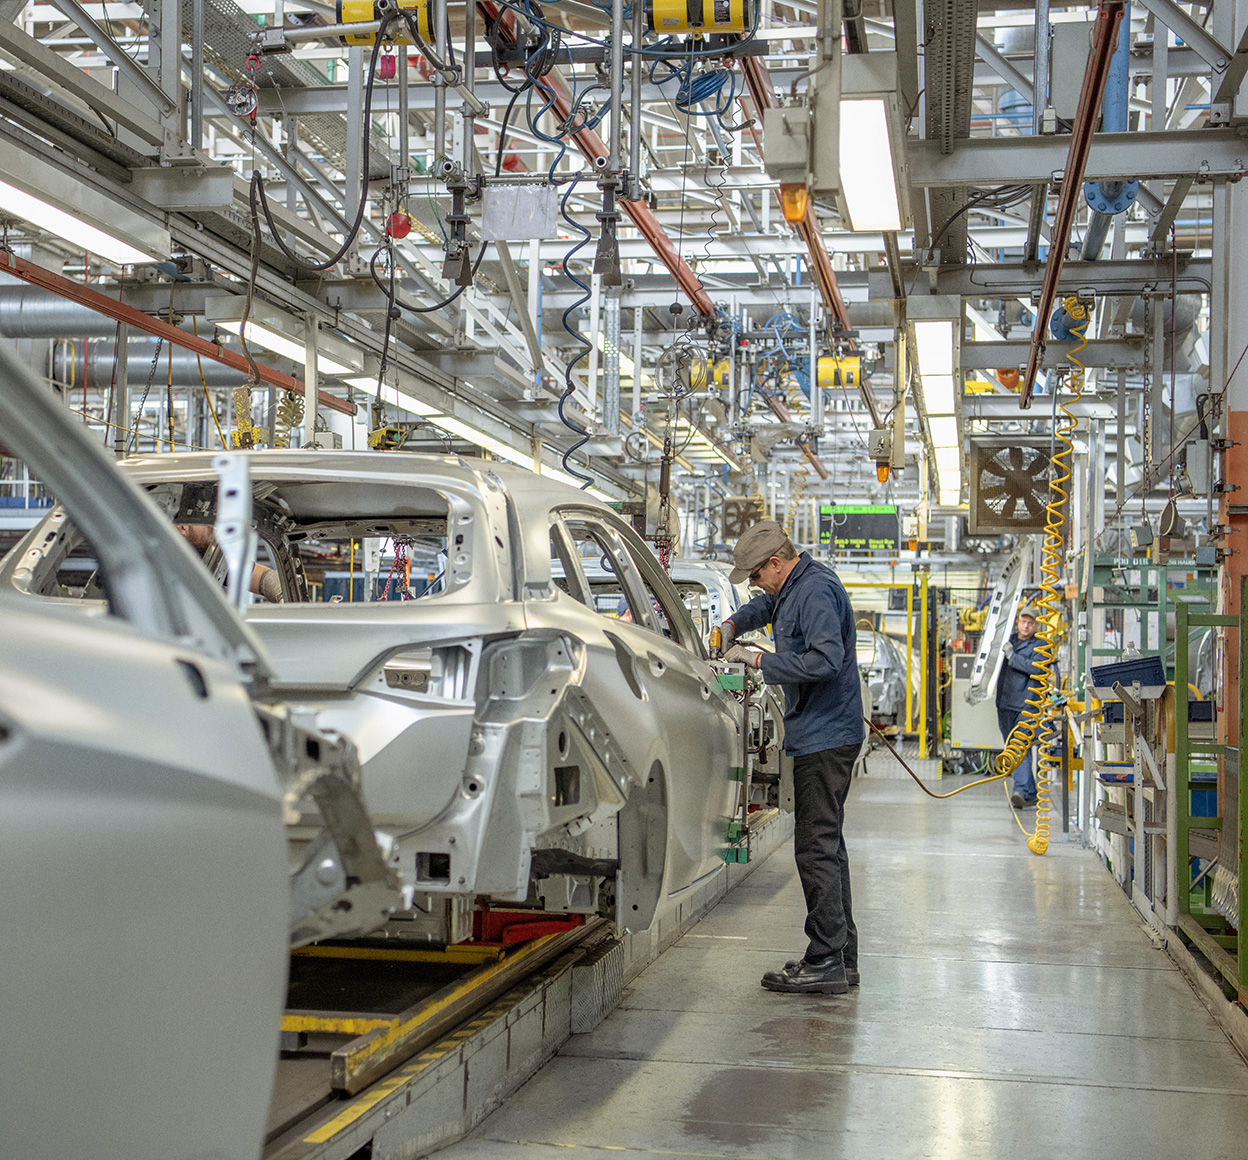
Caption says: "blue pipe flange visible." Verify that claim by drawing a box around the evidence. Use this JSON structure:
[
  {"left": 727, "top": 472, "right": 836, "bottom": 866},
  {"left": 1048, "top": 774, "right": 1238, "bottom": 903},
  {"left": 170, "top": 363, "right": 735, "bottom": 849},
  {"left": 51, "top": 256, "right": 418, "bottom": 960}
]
[
  {"left": 1050, "top": 305, "right": 1082, "bottom": 342},
  {"left": 1083, "top": 180, "right": 1138, "bottom": 216}
]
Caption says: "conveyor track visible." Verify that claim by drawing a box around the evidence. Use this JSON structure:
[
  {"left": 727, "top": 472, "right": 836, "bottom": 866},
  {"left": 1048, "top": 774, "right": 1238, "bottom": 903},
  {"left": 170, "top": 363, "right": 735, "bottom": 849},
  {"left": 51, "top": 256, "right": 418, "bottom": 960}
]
[{"left": 264, "top": 919, "right": 607, "bottom": 1156}]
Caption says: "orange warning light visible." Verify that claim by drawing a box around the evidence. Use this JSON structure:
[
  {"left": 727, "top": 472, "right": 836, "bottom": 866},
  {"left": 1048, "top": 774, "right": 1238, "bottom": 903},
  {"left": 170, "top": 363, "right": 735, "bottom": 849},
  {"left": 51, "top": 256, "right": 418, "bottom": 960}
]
[{"left": 778, "top": 183, "right": 809, "bottom": 224}]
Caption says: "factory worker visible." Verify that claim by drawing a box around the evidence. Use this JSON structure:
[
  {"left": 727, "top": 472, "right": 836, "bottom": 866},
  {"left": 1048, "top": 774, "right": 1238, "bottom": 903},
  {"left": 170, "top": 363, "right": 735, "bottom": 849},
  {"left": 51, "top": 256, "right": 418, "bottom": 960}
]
[
  {"left": 176, "top": 524, "right": 284, "bottom": 602},
  {"left": 996, "top": 604, "right": 1048, "bottom": 810},
  {"left": 718, "top": 519, "right": 864, "bottom": 996}
]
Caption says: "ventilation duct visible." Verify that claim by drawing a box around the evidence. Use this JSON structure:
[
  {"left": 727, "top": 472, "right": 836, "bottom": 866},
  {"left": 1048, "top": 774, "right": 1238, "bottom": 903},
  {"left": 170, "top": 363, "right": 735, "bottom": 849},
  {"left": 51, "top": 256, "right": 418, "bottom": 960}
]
[{"left": 52, "top": 340, "right": 254, "bottom": 389}]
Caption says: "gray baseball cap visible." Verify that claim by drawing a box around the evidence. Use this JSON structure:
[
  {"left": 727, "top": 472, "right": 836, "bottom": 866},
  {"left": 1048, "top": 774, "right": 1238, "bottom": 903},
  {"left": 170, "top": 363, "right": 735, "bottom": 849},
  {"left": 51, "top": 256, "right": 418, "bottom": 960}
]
[
  {"left": 1018, "top": 604, "right": 1041, "bottom": 620},
  {"left": 729, "top": 519, "right": 792, "bottom": 584}
]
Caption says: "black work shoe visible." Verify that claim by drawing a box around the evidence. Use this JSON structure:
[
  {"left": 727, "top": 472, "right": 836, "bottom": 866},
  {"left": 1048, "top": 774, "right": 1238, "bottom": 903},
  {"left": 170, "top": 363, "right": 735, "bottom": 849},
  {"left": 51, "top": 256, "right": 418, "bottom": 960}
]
[
  {"left": 1011, "top": 792, "right": 1026, "bottom": 809},
  {"left": 785, "top": 958, "right": 860, "bottom": 986},
  {"left": 762, "top": 956, "right": 849, "bottom": 995}
]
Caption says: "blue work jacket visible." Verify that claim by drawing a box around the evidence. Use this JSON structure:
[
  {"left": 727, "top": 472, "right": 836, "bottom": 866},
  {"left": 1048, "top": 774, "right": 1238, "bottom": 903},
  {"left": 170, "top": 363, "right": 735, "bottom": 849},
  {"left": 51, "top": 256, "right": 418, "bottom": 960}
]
[
  {"left": 996, "top": 632, "right": 1048, "bottom": 712},
  {"left": 727, "top": 553, "right": 865, "bottom": 756}
]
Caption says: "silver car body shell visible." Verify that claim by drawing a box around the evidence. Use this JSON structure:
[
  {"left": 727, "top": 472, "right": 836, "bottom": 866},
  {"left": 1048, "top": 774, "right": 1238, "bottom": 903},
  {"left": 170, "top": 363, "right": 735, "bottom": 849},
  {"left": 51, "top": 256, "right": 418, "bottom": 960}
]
[
  {"left": 109, "top": 452, "right": 744, "bottom": 930},
  {"left": 0, "top": 345, "right": 291, "bottom": 1160}
]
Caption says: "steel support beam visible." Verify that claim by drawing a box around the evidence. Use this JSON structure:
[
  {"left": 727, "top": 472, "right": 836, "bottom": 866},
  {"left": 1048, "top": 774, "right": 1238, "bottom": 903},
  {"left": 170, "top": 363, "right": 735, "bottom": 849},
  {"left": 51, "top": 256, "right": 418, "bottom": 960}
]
[
  {"left": 45, "top": 0, "right": 176, "bottom": 117},
  {"left": 961, "top": 339, "right": 1147, "bottom": 370},
  {"left": 0, "top": 19, "right": 165, "bottom": 147},
  {"left": 907, "top": 128, "right": 1248, "bottom": 187},
  {"left": 0, "top": 251, "right": 353, "bottom": 415},
  {"left": 889, "top": 255, "right": 1212, "bottom": 297},
  {"left": 1136, "top": 0, "right": 1231, "bottom": 74},
  {"left": 1022, "top": 0, "right": 1126, "bottom": 407},
  {"left": 975, "top": 33, "right": 1034, "bottom": 104},
  {"left": 1148, "top": 176, "right": 1194, "bottom": 248}
]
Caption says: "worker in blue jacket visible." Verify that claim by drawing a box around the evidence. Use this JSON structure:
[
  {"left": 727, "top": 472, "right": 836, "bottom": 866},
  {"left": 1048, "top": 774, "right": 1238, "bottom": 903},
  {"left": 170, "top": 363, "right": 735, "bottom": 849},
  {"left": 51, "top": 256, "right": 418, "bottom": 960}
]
[
  {"left": 719, "top": 519, "right": 864, "bottom": 997},
  {"left": 996, "top": 604, "right": 1048, "bottom": 809}
]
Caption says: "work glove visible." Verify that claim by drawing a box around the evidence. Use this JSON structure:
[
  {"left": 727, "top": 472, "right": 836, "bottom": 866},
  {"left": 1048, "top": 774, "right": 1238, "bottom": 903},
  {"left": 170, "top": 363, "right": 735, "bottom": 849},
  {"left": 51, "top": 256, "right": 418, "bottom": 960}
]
[
  {"left": 720, "top": 620, "right": 737, "bottom": 651},
  {"left": 1003, "top": 641, "right": 1014, "bottom": 659},
  {"left": 723, "top": 643, "right": 763, "bottom": 669}
]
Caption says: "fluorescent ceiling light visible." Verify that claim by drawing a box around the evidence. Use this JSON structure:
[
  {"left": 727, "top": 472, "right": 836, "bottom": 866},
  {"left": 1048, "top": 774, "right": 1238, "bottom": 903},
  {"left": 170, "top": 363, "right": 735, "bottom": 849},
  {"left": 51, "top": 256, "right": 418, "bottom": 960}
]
[
  {"left": 217, "top": 320, "right": 358, "bottom": 378},
  {"left": 343, "top": 377, "right": 444, "bottom": 417},
  {"left": 838, "top": 100, "right": 902, "bottom": 232},
  {"left": 0, "top": 177, "right": 160, "bottom": 265},
  {"left": 913, "top": 321, "right": 954, "bottom": 376},
  {"left": 435, "top": 415, "right": 536, "bottom": 470},
  {"left": 939, "top": 488, "right": 963, "bottom": 507},
  {"left": 928, "top": 416, "right": 961, "bottom": 449},
  {"left": 923, "top": 375, "right": 957, "bottom": 415},
  {"left": 934, "top": 447, "right": 961, "bottom": 475}
]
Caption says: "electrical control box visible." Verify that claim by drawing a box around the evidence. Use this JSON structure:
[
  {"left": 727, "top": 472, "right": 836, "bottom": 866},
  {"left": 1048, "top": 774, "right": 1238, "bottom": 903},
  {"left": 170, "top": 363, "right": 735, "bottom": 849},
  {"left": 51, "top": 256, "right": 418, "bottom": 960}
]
[
  {"left": 949, "top": 653, "right": 1005, "bottom": 750},
  {"left": 762, "top": 104, "right": 810, "bottom": 184}
]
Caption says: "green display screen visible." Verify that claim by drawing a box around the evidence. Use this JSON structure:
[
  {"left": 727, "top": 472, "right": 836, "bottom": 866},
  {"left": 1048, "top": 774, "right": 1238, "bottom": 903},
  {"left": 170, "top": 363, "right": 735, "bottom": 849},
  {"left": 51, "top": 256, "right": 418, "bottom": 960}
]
[{"left": 819, "top": 504, "right": 899, "bottom": 552}]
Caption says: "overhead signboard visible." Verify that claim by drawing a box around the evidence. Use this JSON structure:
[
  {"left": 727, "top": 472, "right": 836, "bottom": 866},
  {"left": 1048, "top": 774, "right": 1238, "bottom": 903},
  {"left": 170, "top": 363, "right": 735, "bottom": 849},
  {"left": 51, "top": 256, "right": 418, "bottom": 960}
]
[{"left": 819, "top": 504, "right": 900, "bottom": 553}]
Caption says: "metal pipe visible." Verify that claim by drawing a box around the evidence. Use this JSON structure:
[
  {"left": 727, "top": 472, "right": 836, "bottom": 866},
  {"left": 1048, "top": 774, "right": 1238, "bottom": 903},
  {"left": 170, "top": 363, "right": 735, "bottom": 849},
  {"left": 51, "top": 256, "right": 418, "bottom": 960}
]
[
  {"left": 113, "top": 322, "right": 128, "bottom": 458},
  {"left": 629, "top": 0, "right": 642, "bottom": 185},
  {"left": 1021, "top": 0, "right": 1127, "bottom": 409},
  {"left": 433, "top": 0, "right": 447, "bottom": 160},
  {"left": 191, "top": 0, "right": 204, "bottom": 149},
  {"left": 0, "top": 251, "right": 353, "bottom": 414},
  {"left": 1082, "top": 207, "right": 1116, "bottom": 259},
  {"left": 609, "top": 0, "right": 625, "bottom": 173},
  {"left": 54, "top": 339, "right": 263, "bottom": 388},
  {"left": 1083, "top": 3, "right": 1133, "bottom": 261},
  {"left": 398, "top": 38, "right": 410, "bottom": 179},
  {"left": 0, "top": 287, "right": 119, "bottom": 337},
  {"left": 462, "top": 0, "right": 476, "bottom": 171}
]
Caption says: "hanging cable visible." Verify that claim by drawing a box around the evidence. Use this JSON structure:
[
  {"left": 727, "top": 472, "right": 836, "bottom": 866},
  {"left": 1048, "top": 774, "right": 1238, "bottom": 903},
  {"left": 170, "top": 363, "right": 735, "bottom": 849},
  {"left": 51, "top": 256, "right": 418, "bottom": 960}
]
[
  {"left": 554, "top": 173, "right": 595, "bottom": 487},
  {"left": 249, "top": 18, "right": 395, "bottom": 271},
  {"left": 868, "top": 719, "right": 1011, "bottom": 798},
  {"left": 994, "top": 295, "right": 1088, "bottom": 855}
]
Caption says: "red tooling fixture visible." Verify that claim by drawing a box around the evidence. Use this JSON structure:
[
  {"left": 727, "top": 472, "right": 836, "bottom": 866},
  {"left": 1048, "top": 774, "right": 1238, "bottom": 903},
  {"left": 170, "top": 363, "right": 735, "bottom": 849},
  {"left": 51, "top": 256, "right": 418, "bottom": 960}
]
[
  {"left": 0, "top": 250, "right": 354, "bottom": 414},
  {"left": 1020, "top": 0, "right": 1127, "bottom": 409},
  {"left": 469, "top": 904, "right": 585, "bottom": 946}
]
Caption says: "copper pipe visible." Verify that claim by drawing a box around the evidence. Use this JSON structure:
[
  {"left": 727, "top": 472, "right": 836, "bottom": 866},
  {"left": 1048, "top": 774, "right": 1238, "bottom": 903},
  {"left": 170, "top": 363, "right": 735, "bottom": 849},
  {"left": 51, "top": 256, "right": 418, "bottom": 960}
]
[
  {"left": 0, "top": 250, "right": 353, "bottom": 414},
  {"left": 1020, "top": 0, "right": 1126, "bottom": 409},
  {"left": 539, "top": 69, "right": 716, "bottom": 317}
]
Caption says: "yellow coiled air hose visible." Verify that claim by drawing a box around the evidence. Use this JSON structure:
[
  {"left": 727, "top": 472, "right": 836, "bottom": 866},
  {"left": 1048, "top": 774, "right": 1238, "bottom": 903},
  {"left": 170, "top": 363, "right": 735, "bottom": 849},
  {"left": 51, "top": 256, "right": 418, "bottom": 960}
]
[{"left": 994, "top": 295, "right": 1088, "bottom": 854}]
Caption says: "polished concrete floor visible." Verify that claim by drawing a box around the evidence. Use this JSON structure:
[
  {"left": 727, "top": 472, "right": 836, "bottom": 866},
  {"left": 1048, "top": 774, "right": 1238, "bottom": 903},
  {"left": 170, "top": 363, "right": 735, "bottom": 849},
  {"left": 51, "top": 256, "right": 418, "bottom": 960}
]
[{"left": 440, "top": 766, "right": 1248, "bottom": 1160}]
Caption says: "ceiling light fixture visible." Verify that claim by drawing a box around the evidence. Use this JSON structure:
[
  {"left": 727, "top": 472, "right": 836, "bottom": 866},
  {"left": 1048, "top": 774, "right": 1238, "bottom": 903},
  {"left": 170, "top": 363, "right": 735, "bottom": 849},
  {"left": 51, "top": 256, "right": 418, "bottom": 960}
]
[
  {"left": 0, "top": 177, "right": 163, "bottom": 266},
  {"left": 834, "top": 54, "right": 911, "bottom": 234},
  {"left": 928, "top": 415, "right": 961, "bottom": 449},
  {"left": 206, "top": 297, "right": 365, "bottom": 379}
]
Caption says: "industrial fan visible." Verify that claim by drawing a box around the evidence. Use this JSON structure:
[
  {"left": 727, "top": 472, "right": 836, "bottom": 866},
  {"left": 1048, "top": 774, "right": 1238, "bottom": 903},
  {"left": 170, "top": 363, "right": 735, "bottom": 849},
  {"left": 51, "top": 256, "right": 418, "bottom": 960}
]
[
  {"left": 721, "top": 497, "right": 762, "bottom": 539},
  {"left": 967, "top": 440, "right": 1052, "bottom": 535}
]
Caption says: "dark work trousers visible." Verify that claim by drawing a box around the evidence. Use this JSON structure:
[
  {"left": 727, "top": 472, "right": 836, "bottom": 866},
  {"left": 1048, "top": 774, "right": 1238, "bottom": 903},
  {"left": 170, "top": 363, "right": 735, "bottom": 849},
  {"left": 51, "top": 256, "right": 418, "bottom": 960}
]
[
  {"left": 996, "top": 706, "right": 1036, "bottom": 800},
  {"left": 792, "top": 743, "right": 859, "bottom": 965}
]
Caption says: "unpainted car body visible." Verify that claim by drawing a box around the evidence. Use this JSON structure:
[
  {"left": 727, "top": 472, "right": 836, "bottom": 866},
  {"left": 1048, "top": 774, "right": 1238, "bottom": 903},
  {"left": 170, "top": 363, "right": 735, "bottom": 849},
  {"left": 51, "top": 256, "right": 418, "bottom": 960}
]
[
  {"left": 7, "top": 450, "right": 747, "bottom": 939},
  {"left": 0, "top": 346, "right": 398, "bottom": 1160},
  {"left": 857, "top": 628, "right": 910, "bottom": 725}
]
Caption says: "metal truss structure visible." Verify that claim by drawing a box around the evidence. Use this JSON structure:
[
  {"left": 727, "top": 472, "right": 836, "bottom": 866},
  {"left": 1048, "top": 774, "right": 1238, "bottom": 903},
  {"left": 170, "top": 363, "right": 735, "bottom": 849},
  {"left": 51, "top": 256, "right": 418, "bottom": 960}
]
[{"left": 0, "top": 0, "right": 1242, "bottom": 558}]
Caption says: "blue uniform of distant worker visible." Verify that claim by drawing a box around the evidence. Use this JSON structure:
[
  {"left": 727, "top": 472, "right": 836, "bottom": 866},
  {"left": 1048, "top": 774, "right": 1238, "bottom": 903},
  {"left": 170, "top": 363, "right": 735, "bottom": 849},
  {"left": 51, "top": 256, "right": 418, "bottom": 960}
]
[
  {"left": 996, "top": 604, "right": 1048, "bottom": 809},
  {"left": 718, "top": 520, "right": 865, "bottom": 997}
]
